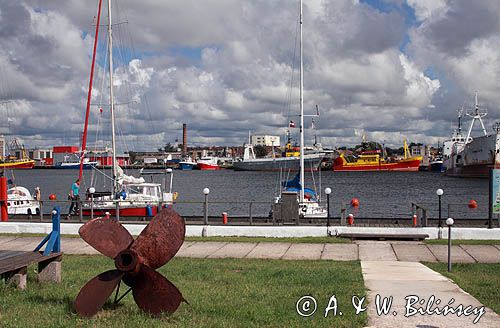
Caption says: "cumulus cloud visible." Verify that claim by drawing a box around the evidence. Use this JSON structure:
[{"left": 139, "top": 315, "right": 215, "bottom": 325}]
[
  {"left": 406, "top": 0, "right": 448, "bottom": 21},
  {"left": 4, "top": 0, "right": 491, "bottom": 151},
  {"left": 407, "top": 0, "right": 500, "bottom": 139}
]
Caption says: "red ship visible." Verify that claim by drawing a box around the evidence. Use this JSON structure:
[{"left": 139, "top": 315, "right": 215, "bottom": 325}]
[{"left": 333, "top": 142, "right": 422, "bottom": 172}]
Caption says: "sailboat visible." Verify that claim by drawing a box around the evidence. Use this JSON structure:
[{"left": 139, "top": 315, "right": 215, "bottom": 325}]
[
  {"left": 80, "top": 0, "right": 175, "bottom": 218},
  {"left": 273, "top": 0, "right": 327, "bottom": 219}
]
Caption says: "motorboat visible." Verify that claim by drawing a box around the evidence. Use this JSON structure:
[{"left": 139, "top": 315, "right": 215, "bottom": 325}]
[
  {"left": 179, "top": 156, "right": 196, "bottom": 170},
  {"left": 196, "top": 156, "right": 220, "bottom": 170},
  {"left": 7, "top": 186, "right": 40, "bottom": 215}
]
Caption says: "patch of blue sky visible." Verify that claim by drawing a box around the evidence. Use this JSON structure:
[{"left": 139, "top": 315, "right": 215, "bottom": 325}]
[
  {"left": 167, "top": 46, "right": 204, "bottom": 66},
  {"left": 424, "top": 67, "right": 439, "bottom": 80},
  {"left": 359, "top": 0, "right": 400, "bottom": 14},
  {"left": 426, "top": 67, "right": 454, "bottom": 92},
  {"left": 91, "top": 43, "right": 206, "bottom": 71}
]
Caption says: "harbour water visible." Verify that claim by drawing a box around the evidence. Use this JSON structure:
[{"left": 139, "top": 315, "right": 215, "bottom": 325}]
[{"left": 5, "top": 169, "right": 490, "bottom": 220}]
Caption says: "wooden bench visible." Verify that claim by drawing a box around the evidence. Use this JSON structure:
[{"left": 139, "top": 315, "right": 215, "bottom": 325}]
[
  {"left": 338, "top": 233, "right": 429, "bottom": 241},
  {"left": 0, "top": 250, "right": 62, "bottom": 289}
]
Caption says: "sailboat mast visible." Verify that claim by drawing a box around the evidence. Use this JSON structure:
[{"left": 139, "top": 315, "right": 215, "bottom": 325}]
[
  {"left": 299, "top": 0, "right": 305, "bottom": 203},
  {"left": 107, "top": 0, "right": 118, "bottom": 193},
  {"left": 79, "top": 0, "right": 103, "bottom": 181}
]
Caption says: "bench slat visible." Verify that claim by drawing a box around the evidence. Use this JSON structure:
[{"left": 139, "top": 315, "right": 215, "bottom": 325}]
[
  {"left": 0, "top": 251, "right": 24, "bottom": 261},
  {"left": 0, "top": 251, "right": 62, "bottom": 275}
]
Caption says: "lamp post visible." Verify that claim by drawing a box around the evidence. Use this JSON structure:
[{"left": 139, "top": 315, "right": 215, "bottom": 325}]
[
  {"left": 166, "top": 168, "right": 173, "bottom": 194},
  {"left": 446, "top": 217, "right": 454, "bottom": 272},
  {"left": 436, "top": 188, "right": 443, "bottom": 228},
  {"left": 325, "top": 187, "right": 332, "bottom": 230},
  {"left": 203, "top": 188, "right": 210, "bottom": 225},
  {"left": 89, "top": 187, "right": 95, "bottom": 220}
]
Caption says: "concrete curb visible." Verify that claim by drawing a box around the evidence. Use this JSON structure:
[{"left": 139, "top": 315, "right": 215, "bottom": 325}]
[
  {"left": 0, "top": 222, "right": 499, "bottom": 239},
  {"left": 330, "top": 226, "right": 500, "bottom": 240}
]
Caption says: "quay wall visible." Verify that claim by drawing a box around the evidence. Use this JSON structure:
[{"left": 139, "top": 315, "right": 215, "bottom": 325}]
[{"left": 0, "top": 222, "right": 499, "bottom": 240}]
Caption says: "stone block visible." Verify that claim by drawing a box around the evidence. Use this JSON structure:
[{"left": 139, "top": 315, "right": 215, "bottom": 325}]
[
  {"left": 37, "top": 260, "right": 61, "bottom": 283},
  {"left": 7, "top": 267, "right": 27, "bottom": 289}
]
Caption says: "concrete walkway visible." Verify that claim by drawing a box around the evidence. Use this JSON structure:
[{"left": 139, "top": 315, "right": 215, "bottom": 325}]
[
  {"left": 362, "top": 261, "right": 499, "bottom": 327},
  {"left": 1, "top": 236, "right": 500, "bottom": 263}
]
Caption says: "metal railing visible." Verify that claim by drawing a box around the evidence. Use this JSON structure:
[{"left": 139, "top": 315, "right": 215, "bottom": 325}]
[
  {"left": 4, "top": 197, "right": 498, "bottom": 228},
  {"left": 411, "top": 202, "right": 429, "bottom": 227}
]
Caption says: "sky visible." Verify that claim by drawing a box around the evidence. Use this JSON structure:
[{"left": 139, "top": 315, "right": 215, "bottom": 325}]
[{"left": 0, "top": 0, "right": 499, "bottom": 151}]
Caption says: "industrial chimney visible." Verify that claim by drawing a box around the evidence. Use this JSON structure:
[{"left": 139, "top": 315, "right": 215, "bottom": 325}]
[{"left": 182, "top": 123, "right": 187, "bottom": 156}]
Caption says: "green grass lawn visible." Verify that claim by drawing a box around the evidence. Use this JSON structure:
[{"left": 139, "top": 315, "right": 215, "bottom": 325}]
[
  {"left": 0, "top": 256, "right": 366, "bottom": 327},
  {"left": 425, "top": 263, "right": 500, "bottom": 314},
  {"left": 425, "top": 239, "right": 500, "bottom": 245}
]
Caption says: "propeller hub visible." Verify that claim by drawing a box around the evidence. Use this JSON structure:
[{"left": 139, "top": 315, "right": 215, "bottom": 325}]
[{"left": 115, "top": 249, "right": 139, "bottom": 272}]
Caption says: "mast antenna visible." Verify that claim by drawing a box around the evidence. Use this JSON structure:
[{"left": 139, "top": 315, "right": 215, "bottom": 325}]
[{"left": 465, "top": 92, "right": 488, "bottom": 143}]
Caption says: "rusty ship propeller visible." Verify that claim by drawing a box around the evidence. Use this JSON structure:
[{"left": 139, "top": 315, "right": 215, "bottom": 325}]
[{"left": 74, "top": 208, "right": 186, "bottom": 317}]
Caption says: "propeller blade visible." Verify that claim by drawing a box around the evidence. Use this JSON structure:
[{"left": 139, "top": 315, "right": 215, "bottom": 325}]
[
  {"left": 130, "top": 208, "right": 185, "bottom": 269},
  {"left": 74, "top": 269, "right": 123, "bottom": 317},
  {"left": 131, "top": 264, "right": 184, "bottom": 315},
  {"left": 79, "top": 217, "right": 133, "bottom": 259}
]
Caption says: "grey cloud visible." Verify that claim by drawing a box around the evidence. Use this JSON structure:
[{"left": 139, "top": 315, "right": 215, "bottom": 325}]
[
  {"left": 2, "top": 0, "right": 450, "bottom": 150},
  {"left": 419, "top": 0, "right": 500, "bottom": 57}
]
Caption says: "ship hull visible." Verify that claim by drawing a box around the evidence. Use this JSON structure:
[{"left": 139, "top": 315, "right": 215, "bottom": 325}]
[
  {"left": 82, "top": 206, "right": 159, "bottom": 217},
  {"left": 0, "top": 160, "right": 35, "bottom": 169},
  {"left": 54, "top": 163, "right": 96, "bottom": 169},
  {"left": 333, "top": 158, "right": 421, "bottom": 172},
  {"left": 445, "top": 133, "right": 500, "bottom": 178},
  {"left": 233, "top": 154, "right": 323, "bottom": 172},
  {"left": 197, "top": 163, "right": 220, "bottom": 170},
  {"left": 179, "top": 163, "right": 195, "bottom": 170},
  {"left": 429, "top": 161, "right": 444, "bottom": 172}
]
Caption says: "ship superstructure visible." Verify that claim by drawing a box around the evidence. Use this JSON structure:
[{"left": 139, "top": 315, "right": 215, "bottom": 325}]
[{"left": 445, "top": 93, "right": 500, "bottom": 178}]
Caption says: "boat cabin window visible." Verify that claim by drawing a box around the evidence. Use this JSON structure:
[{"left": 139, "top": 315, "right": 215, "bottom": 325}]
[
  {"left": 125, "top": 186, "right": 139, "bottom": 195},
  {"left": 8, "top": 189, "right": 27, "bottom": 197},
  {"left": 125, "top": 185, "right": 158, "bottom": 197}
]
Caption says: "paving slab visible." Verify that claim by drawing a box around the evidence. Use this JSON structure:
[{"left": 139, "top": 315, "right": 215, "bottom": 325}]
[
  {"left": 59, "top": 239, "right": 100, "bottom": 254},
  {"left": 362, "top": 261, "right": 499, "bottom": 327},
  {"left": 427, "top": 244, "right": 476, "bottom": 263},
  {"left": 68, "top": 245, "right": 99, "bottom": 255},
  {"left": 0, "top": 237, "right": 43, "bottom": 251},
  {"left": 321, "top": 244, "right": 358, "bottom": 260},
  {"left": 358, "top": 242, "right": 397, "bottom": 261},
  {"left": 460, "top": 245, "right": 500, "bottom": 263},
  {"left": 208, "top": 242, "right": 257, "bottom": 259},
  {"left": 244, "top": 242, "right": 291, "bottom": 259},
  {"left": 60, "top": 238, "right": 87, "bottom": 252},
  {"left": 175, "top": 242, "right": 227, "bottom": 258},
  {"left": 179, "top": 241, "right": 194, "bottom": 248},
  {"left": 281, "top": 243, "right": 324, "bottom": 260},
  {"left": 0, "top": 236, "right": 18, "bottom": 245},
  {"left": 392, "top": 243, "right": 437, "bottom": 262}
]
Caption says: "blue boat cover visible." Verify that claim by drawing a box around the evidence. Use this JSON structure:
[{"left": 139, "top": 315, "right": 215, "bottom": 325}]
[{"left": 282, "top": 173, "right": 318, "bottom": 201}]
